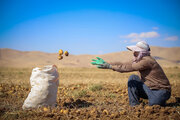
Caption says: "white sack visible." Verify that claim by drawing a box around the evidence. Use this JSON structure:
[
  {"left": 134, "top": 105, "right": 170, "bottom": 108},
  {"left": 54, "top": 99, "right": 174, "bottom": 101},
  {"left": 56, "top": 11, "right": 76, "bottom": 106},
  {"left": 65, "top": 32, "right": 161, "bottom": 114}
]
[{"left": 22, "top": 65, "right": 59, "bottom": 109}]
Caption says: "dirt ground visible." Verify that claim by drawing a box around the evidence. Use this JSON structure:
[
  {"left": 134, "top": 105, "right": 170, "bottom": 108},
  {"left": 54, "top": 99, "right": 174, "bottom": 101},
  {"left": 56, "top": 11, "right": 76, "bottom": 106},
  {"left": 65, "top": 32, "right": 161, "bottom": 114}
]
[{"left": 0, "top": 67, "right": 180, "bottom": 120}]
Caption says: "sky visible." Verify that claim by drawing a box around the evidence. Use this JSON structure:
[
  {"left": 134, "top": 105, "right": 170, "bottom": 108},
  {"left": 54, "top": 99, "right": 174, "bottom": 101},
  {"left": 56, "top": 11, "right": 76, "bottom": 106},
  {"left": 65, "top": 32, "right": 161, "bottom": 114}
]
[{"left": 0, "top": 0, "right": 180, "bottom": 55}]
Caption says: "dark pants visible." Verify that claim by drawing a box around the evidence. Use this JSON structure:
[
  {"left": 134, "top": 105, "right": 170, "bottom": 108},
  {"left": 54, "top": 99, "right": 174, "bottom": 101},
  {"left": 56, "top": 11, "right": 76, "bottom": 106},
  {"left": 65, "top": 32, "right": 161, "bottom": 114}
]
[{"left": 128, "top": 75, "right": 171, "bottom": 106}]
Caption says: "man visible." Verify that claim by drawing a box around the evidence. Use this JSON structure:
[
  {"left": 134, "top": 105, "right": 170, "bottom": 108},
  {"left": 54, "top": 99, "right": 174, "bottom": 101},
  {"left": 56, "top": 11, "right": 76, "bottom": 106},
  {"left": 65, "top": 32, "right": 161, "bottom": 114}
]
[{"left": 91, "top": 41, "right": 171, "bottom": 106}]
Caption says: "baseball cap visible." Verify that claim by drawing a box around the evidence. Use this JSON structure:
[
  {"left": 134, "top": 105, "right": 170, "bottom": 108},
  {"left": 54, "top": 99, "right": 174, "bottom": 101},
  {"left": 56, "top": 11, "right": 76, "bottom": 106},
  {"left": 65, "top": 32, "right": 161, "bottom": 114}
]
[{"left": 126, "top": 41, "right": 150, "bottom": 52}]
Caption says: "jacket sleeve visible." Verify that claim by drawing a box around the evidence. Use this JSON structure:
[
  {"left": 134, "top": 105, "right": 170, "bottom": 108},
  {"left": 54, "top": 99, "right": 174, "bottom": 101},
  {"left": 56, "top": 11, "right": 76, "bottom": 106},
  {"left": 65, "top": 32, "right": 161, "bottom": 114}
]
[
  {"left": 110, "top": 61, "right": 133, "bottom": 73},
  {"left": 110, "top": 58, "right": 151, "bottom": 73}
]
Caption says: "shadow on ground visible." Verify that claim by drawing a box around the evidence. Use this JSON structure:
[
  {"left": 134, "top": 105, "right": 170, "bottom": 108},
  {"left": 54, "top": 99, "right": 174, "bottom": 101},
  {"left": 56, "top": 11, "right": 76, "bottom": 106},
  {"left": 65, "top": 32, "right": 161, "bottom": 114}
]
[{"left": 63, "top": 99, "right": 93, "bottom": 108}]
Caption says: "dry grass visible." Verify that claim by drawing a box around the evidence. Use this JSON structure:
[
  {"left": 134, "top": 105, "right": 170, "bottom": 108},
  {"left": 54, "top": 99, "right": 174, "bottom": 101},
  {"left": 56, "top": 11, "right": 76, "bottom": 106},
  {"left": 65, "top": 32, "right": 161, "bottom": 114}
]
[
  {"left": 0, "top": 67, "right": 180, "bottom": 119},
  {"left": 0, "top": 67, "right": 137, "bottom": 86}
]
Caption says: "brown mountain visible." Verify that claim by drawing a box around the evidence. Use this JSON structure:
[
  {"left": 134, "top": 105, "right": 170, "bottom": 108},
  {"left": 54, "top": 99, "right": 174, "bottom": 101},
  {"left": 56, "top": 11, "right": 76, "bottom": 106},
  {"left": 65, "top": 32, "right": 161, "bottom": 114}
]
[{"left": 0, "top": 46, "right": 180, "bottom": 68}]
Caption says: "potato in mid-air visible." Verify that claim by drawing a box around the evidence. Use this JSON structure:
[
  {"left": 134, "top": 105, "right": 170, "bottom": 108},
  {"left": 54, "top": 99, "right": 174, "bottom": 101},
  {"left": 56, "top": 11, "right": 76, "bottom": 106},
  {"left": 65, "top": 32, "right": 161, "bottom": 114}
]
[
  {"left": 59, "top": 49, "right": 63, "bottom": 55},
  {"left": 64, "top": 51, "right": 69, "bottom": 56},
  {"left": 58, "top": 55, "right": 63, "bottom": 60}
]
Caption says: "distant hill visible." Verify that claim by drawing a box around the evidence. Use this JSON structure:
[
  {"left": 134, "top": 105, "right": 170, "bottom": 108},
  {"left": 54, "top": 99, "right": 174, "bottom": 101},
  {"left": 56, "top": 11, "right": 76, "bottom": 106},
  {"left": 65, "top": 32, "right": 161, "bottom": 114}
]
[{"left": 0, "top": 46, "right": 180, "bottom": 68}]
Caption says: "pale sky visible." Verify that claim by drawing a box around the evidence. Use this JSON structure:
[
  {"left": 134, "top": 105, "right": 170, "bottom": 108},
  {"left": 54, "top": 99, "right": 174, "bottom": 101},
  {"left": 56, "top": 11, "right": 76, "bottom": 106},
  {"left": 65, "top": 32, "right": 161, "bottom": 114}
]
[{"left": 0, "top": 0, "right": 180, "bottom": 54}]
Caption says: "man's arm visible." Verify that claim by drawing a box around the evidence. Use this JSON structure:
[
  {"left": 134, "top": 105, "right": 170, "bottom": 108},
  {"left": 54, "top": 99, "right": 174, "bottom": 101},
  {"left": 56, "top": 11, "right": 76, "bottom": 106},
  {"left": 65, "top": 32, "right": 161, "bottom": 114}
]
[
  {"left": 111, "top": 61, "right": 134, "bottom": 73},
  {"left": 111, "top": 58, "right": 151, "bottom": 73}
]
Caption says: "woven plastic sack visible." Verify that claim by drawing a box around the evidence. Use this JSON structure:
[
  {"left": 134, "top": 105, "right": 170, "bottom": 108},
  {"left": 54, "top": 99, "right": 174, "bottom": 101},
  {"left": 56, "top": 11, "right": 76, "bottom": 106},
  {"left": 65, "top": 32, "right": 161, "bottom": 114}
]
[{"left": 22, "top": 65, "right": 59, "bottom": 109}]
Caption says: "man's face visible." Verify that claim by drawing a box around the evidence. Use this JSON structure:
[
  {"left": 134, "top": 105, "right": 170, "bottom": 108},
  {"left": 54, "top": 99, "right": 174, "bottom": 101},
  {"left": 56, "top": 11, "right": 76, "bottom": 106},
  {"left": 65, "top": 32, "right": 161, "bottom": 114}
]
[{"left": 133, "top": 51, "right": 139, "bottom": 57}]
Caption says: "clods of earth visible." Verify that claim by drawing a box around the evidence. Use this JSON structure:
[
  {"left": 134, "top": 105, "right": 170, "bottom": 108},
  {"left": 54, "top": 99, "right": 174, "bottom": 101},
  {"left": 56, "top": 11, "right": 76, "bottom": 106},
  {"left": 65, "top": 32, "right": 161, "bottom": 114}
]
[{"left": 0, "top": 83, "right": 180, "bottom": 120}]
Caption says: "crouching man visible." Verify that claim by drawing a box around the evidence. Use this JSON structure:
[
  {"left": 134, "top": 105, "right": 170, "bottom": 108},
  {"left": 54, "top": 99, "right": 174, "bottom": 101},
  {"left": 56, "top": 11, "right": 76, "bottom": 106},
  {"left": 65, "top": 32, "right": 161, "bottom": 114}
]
[{"left": 91, "top": 41, "right": 171, "bottom": 106}]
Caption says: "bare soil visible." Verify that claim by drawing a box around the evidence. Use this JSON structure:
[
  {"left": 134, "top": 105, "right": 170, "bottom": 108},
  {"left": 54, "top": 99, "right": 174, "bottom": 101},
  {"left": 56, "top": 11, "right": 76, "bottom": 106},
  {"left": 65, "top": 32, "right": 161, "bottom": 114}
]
[{"left": 0, "top": 67, "right": 180, "bottom": 120}]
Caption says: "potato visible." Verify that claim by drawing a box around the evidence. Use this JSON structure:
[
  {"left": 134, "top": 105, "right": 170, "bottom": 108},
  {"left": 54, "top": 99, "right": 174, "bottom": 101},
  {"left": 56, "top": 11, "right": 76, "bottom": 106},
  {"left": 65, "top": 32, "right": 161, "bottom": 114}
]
[
  {"left": 64, "top": 51, "right": 69, "bottom": 56},
  {"left": 43, "top": 107, "right": 49, "bottom": 112},
  {"left": 59, "top": 49, "right": 63, "bottom": 55},
  {"left": 58, "top": 55, "right": 63, "bottom": 60}
]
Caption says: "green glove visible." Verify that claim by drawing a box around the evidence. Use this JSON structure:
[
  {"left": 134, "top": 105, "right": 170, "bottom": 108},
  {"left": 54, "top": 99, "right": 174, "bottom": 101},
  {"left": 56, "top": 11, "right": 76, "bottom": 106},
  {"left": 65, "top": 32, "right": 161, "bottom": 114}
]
[
  {"left": 91, "top": 57, "right": 105, "bottom": 65},
  {"left": 91, "top": 57, "right": 112, "bottom": 69}
]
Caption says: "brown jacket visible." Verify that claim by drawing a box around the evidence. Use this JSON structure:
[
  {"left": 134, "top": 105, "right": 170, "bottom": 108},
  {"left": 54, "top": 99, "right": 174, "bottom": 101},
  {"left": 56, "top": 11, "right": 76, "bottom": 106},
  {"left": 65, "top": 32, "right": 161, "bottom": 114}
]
[{"left": 111, "top": 56, "right": 171, "bottom": 92}]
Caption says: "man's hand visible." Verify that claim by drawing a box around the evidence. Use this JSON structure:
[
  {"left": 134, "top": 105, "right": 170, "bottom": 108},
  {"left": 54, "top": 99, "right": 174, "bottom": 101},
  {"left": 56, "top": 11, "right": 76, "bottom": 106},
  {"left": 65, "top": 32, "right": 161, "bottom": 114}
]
[
  {"left": 91, "top": 57, "right": 105, "bottom": 65},
  {"left": 91, "top": 57, "right": 112, "bottom": 69}
]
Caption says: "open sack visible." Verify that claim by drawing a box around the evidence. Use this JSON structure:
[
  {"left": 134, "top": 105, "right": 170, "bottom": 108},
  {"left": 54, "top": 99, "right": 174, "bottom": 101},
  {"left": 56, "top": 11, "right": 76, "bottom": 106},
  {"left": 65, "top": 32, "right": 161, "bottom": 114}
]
[{"left": 22, "top": 65, "right": 59, "bottom": 109}]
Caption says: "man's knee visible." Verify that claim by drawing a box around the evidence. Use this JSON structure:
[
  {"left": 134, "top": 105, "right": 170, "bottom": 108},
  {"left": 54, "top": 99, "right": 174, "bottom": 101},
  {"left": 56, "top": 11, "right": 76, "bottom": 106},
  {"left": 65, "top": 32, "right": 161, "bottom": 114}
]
[
  {"left": 128, "top": 75, "right": 144, "bottom": 88},
  {"left": 128, "top": 75, "right": 140, "bottom": 82},
  {"left": 148, "top": 90, "right": 170, "bottom": 106}
]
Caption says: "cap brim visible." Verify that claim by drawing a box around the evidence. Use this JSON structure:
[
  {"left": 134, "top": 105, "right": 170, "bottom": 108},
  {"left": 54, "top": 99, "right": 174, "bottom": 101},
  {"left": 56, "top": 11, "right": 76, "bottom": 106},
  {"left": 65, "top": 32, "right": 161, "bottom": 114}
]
[{"left": 126, "top": 45, "right": 143, "bottom": 52}]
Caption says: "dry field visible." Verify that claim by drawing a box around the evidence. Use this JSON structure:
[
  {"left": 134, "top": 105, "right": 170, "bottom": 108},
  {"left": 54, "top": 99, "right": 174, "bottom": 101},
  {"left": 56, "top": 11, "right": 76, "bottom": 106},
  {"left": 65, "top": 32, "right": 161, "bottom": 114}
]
[{"left": 0, "top": 67, "right": 180, "bottom": 120}]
